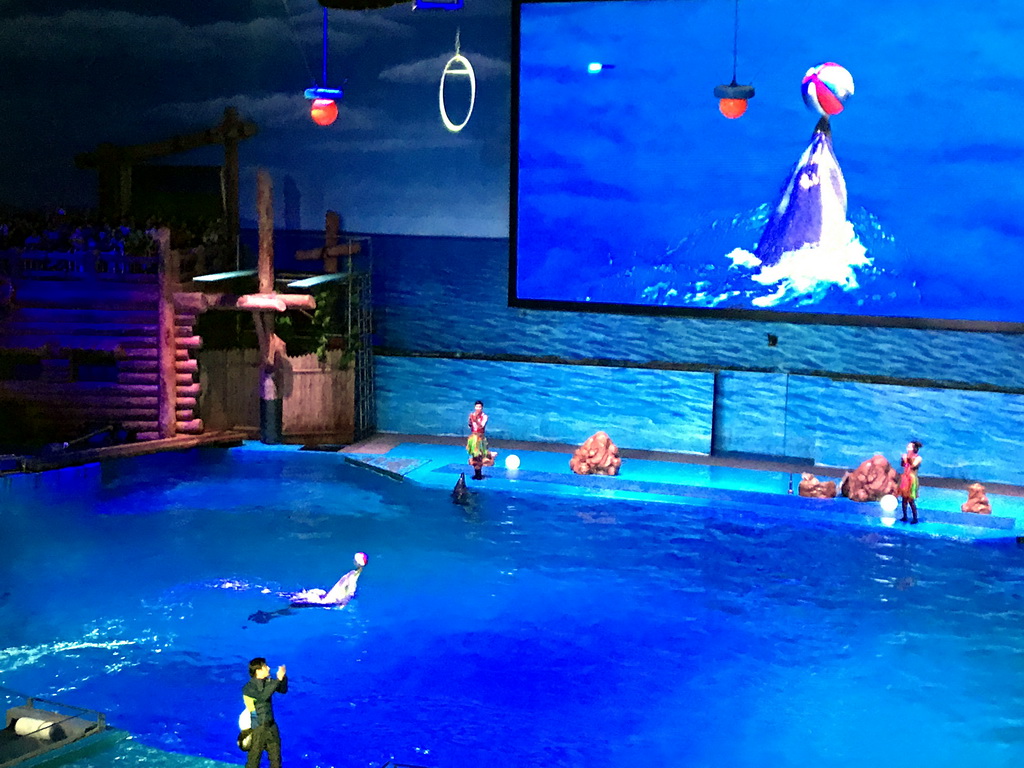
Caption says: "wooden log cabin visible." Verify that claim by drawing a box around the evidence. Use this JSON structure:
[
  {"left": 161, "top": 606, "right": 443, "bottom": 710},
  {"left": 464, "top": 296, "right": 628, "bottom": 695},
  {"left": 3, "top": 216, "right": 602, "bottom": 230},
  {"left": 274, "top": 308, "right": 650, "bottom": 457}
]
[
  {"left": 0, "top": 221, "right": 370, "bottom": 452},
  {"left": 0, "top": 235, "right": 202, "bottom": 446}
]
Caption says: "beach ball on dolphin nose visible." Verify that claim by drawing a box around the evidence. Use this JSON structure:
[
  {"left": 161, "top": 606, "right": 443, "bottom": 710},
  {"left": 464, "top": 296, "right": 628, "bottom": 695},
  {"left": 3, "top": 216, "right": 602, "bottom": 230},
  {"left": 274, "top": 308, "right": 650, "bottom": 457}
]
[{"left": 801, "top": 62, "right": 854, "bottom": 117}]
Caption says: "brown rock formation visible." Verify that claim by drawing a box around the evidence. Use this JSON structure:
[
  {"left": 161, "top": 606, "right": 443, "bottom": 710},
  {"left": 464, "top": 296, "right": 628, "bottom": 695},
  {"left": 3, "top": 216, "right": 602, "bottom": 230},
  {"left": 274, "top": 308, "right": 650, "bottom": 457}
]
[
  {"left": 841, "top": 454, "right": 898, "bottom": 502},
  {"left": 798, "top": 473, "right": 838, "bottom": 498},
  {"left": 570, "top": 431, "right": 622, "bottom": 476},
  {"left": 961, "top": 483, "right": 992, "bottom": 515}
]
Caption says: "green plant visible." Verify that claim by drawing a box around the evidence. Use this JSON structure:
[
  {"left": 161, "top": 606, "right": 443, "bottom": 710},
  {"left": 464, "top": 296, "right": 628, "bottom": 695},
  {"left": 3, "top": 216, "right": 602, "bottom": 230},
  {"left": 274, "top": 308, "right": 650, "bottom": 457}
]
[{"left": 273, "top": 282, "right": 362, "bottom": 368}]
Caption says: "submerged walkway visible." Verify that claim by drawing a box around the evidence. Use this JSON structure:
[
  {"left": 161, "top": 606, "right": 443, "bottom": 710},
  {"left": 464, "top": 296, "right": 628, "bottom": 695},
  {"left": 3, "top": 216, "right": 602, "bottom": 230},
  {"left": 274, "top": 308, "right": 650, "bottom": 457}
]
[
  {"left": 1, "top": 430, "right": 247, "bottom": 475},
  {"left": 328, "top": 433, "right": 1024, "bottom": 545},
  {"left": 5, "top": 429, "right": 1022, "bottom": 543},
  {"left": 339, "top": 432, "right": 1024, "bottom": 496}
]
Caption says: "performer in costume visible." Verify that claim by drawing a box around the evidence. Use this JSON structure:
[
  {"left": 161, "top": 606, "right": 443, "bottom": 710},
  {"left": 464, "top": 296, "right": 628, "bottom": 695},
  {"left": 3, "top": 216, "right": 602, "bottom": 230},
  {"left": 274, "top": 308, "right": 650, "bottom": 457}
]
[
  {"left": 466, "top": 400, "right": 489, "bottom": 480},
  {"left": 241, "top": 658, "right": 288, "bottom": 768},
  {"left": 897, "top": 440, "right": 923, "bottom": 524}
]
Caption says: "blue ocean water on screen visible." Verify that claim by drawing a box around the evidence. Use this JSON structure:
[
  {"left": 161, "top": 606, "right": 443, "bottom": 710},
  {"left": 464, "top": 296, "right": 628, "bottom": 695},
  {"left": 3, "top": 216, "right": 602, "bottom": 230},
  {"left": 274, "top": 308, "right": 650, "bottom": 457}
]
[
  {"left": 4, "top": 448, "right": 1024, "bottom": 768},
  {"left": 525, "top": 201, "right": 919, "bottom": 317}
]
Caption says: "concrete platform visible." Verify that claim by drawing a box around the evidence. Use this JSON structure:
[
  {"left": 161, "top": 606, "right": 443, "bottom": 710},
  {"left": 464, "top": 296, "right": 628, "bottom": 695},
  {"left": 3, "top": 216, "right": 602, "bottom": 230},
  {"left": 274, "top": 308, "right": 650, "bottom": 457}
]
[
  {"left": 323, "top": 434, "right": 1024, "bottom": 545},
  {"left": 1, "top": 431, "right": 248, "bottom": 476}
]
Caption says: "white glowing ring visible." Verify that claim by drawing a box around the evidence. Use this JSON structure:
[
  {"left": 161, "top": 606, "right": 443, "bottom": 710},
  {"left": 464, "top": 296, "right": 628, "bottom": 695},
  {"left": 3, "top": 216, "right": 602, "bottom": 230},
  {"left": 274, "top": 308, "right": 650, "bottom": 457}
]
[{"left": 439, "top": 53, "right": 476, "bottom": 133}]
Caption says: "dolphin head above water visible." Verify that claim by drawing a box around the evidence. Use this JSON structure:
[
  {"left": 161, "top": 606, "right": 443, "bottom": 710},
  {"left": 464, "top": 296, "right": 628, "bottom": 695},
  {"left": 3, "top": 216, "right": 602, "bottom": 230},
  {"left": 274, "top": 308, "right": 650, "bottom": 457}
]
[{"left": 755, "top": 117, "right": 848, "bottom": 268}]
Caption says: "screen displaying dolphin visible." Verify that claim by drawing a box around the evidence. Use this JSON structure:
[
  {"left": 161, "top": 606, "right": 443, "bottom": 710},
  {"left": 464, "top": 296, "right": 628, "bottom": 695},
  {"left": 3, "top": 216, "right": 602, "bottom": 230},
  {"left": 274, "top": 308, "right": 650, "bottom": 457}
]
[{"left": 511, "top": 0, "right": 1024, "bottom": 330}]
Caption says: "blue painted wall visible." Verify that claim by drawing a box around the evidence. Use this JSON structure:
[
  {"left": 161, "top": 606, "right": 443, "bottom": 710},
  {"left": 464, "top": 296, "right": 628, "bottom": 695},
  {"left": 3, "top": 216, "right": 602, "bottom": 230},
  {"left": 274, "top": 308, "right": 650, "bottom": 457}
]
[
  {"left": 369, "top": 235, "right": 1024, "bottom": 484},
  {"left": 376, "top": 357, "right": 714, "bottom": 455}
]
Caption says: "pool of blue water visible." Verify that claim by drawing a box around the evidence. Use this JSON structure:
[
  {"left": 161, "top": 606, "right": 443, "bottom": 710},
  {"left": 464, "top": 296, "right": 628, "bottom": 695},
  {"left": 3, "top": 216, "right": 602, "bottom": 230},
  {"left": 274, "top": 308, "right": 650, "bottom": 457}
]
[{"left": 3, "top": 447, "right": 1024, "bottom": 768}]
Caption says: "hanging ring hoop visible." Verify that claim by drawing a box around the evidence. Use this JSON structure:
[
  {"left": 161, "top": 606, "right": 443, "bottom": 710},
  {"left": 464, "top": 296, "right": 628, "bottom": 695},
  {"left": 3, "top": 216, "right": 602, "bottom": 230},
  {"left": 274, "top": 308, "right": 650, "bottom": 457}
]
[{"left": 439, "top": 53, "right": 476, "bottom": 133}]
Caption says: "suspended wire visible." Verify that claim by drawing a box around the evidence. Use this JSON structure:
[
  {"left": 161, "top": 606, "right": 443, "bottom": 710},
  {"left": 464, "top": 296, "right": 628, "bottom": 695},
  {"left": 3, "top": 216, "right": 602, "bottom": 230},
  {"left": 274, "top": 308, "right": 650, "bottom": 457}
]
[
  {"left": 732, "top": 0, "right": 739, "bottom": 84},
  {"left": 322, "top": 7, "right": 329, "bottom": 86},
  {"left": 279, "top": 0, "right": 318, "bottom": 87}
]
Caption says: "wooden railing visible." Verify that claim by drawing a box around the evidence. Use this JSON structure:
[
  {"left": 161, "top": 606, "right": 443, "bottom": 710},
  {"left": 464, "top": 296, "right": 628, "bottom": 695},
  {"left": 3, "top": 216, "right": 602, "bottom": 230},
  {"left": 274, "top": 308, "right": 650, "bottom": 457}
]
[{"left": 0, "top": 249, "right": 160, "bottom": 280}]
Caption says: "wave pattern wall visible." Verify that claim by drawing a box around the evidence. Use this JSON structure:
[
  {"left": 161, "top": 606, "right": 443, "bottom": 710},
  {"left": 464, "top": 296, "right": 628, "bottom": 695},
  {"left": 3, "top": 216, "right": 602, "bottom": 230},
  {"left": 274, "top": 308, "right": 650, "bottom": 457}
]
[{"left": 369, "top": 235, "right": 1024, "bottom": 483}]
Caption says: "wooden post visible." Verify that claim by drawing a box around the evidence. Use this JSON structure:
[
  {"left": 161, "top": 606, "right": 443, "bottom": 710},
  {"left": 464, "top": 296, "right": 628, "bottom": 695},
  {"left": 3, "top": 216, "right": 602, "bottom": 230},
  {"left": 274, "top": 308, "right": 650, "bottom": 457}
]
[
  {"left": 117, "top": 162, "right": 132, "bottom": 218},
  {"left": 324, "top": 210, "right": 340, "bottom": 274},
  {"left": 257, "top": 169, "right": 274, "bottom": 294},
  {"left": 294, "top": 209, "right": 360, "bottom": 269},
  {"left": 223, "top": 107, "right": 242, "bottom": 270},
  {"left": 156, "top": 227, "right": 178, "bottom": 439},
  {"left": 256, "top": 169, "right": 282, "bottom": 443},
  {"left": 94, "top": 144, "right": 122, "bottom": 221}
]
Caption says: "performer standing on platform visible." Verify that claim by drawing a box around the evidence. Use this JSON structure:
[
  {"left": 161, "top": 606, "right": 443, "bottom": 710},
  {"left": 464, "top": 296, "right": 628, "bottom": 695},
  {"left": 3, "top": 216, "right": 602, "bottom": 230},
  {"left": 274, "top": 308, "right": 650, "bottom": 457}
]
[
  {"left": 897, "top": 440, "right": 923, "bottom": 524},
  {"left": 242, "top": 658, "right": 288, "bottom": 768},
  {"left": 467, "top": 400, "right": 489, "bottom": 480}
]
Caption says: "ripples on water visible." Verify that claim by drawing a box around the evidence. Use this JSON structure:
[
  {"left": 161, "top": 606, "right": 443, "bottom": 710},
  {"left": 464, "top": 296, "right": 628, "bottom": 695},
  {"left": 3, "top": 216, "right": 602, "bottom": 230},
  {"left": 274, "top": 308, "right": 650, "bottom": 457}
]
[{"left": 2, "top": 451, "right": 1024, "bottom": 768}]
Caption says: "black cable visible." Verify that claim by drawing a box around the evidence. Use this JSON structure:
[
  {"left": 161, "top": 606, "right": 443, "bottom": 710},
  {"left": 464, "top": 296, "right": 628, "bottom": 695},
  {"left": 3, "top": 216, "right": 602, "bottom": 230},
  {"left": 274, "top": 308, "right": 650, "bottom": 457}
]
[
  {"left": 280, "top": 0, "right": 319, "bottom": 88},
  {"left": 732, "top": 0, "right": 739, "bottom": 84}
]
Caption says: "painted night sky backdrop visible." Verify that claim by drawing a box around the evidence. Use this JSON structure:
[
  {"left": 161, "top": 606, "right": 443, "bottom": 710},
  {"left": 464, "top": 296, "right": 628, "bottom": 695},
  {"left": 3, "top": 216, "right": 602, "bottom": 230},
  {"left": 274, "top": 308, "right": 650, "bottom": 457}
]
[{"left": 0, "top": 0, "right": 512, "bottom": 235}]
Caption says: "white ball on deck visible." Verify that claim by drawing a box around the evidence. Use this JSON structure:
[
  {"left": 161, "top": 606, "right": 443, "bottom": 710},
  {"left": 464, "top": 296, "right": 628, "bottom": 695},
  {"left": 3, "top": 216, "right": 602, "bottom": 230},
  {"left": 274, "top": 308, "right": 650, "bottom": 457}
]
[
  {"left": 879, "top": 494, "right": 898, "bottom": 514},
  {"left": 504, "top": 454, "right": 521, "bottom": 470}
]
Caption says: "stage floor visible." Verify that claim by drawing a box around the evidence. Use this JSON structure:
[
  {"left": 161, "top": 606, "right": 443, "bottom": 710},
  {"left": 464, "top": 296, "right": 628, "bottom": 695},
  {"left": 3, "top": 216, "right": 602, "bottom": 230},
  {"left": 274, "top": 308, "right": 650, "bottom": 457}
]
[{"left": 322, "top": 433, "right": 1024, "bottom": 545}]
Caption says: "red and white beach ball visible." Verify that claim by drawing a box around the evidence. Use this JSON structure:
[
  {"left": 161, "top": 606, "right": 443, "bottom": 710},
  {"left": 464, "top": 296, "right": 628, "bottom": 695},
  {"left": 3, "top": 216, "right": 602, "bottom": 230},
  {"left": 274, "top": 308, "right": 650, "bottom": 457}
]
[{"left": 801, "top": 62, "right": 854, "bottom": 117}]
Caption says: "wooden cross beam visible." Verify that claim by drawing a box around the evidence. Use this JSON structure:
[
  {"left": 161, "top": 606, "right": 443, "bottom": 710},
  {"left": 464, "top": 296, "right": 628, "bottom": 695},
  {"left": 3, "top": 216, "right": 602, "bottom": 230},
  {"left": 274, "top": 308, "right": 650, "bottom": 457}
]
[
  {"left": 295, "top": 210, "right": 361, "bottom": 273},
  {"left": 75, "top": 107, "right": 257, "bottom": 242}
]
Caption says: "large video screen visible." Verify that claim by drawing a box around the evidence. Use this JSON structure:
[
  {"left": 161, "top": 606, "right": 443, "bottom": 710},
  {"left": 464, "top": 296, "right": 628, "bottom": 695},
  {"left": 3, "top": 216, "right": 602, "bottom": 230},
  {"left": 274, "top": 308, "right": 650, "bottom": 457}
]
[{"left": 511, "top": 0, "right": 1024, "bottom": 330}]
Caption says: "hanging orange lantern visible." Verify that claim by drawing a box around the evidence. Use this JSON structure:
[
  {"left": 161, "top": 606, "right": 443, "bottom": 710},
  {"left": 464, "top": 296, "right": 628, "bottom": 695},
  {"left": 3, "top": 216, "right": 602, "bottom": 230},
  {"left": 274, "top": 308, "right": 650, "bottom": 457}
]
[
  {"left": 714, "top": 83, "right": 754, "bottom": 120},
  {"left": 714, "top": 0, "right": 755, "bottom": 119},
  {"left": 718, "top": 98, "right": 748, "bottom": 119},
  {"left": 310, "top": 98, "right": 339, "bottom": 126},
  {"left": 301, "top": 8, "right": 344, "bottom": 126},
  {"left": 718, "top": 96, "right": 749, "bottom": 119}
]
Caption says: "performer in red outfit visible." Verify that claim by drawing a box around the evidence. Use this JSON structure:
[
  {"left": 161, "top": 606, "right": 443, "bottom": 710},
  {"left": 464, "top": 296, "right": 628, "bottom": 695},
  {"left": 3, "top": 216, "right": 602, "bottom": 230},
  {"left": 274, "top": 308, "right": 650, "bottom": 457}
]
[
  {"left": 897, "top": 440, "right": 923, "bottom": 524},
  {"left": 466, "top": 400, "right": 489, "bottom": 480}
]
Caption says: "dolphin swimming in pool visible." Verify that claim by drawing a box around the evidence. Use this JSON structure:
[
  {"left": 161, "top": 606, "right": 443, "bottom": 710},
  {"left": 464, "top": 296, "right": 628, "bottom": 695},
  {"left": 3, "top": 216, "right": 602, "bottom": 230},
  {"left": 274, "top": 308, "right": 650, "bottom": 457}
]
[
  {"left": 755, "top": 117, "right": 848, "bottom": 268},
  {"left": 290, "top": 552, "right": 367, "bottom": 607},
  {"left": 452, "top": 472, "right": 472, "bottom": 506},
  {"left": 244, "top": 553, "right": 368, "bottom": 622},
  {"left": 247, "top": 609, "right": 291, "bottom": 625}
]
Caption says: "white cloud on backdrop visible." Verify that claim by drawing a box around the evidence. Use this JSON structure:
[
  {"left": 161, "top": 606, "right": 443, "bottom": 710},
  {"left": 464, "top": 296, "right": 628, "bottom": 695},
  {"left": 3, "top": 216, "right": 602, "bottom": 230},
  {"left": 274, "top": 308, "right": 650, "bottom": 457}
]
[
  {"left": 379, "top": 50, "right": 510, "bottom": 82},
  {"left": 150, "top": 92, "right": 386, "bottom": 132},
  {"left": 0, "top": 7, "right": 421, "bottom": 63}
]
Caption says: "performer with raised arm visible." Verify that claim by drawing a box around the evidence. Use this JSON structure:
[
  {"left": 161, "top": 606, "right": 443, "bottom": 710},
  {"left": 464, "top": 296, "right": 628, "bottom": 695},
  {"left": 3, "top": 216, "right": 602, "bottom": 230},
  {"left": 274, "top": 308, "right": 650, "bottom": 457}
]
[
  {"left": 467, "top": 400, "right": 490, "bottom": 480},
  {"left": 241, "top": 657, "right": 288, "bottom": 768},
  {"left": 897, "top": 440, "right": 923, "bottom": 524}
]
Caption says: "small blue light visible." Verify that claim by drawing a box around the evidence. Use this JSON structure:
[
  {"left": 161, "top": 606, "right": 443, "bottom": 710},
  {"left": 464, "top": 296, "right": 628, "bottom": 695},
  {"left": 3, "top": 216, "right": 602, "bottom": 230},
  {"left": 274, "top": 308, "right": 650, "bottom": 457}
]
[
  {"left": 304, "top": 86, "right": 344, "bottom": 101},
  {"left": 587, "top": 63, "right": 603, "bottom": 74},
  {"left": 412, "top": 0, "right": 463, "bottom": 8}
]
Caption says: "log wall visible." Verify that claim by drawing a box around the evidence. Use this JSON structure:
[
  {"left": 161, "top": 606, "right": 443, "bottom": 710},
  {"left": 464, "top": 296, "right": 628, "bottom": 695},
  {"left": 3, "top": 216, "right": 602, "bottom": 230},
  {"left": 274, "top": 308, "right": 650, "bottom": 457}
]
[
  {"left": 0, "top": 248, "right": 202, "bottom": 443},
  {"left": 1, "top": 249, "right": 353, "bottom": 447}
]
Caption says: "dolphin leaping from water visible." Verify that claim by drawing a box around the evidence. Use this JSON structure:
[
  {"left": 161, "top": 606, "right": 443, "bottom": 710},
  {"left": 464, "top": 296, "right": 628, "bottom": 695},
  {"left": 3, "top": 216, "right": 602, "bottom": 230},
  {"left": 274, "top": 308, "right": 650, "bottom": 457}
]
[
  {"left": 755, "top": 117, "right": 848, "bottom": 267},
  {"left": 290, "top": 552, "right": 368, "bottom": 607}
]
